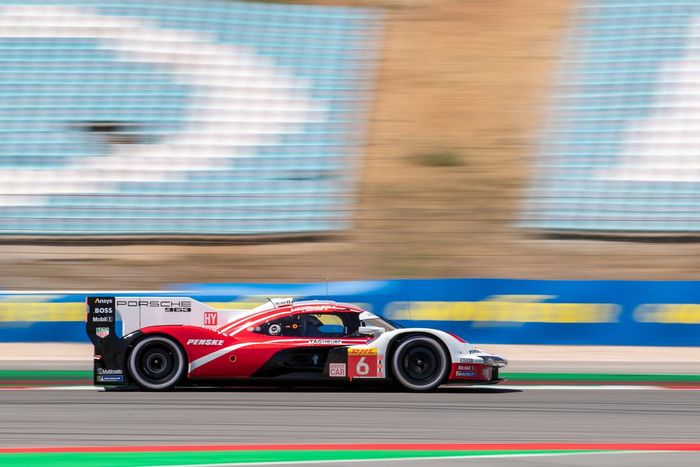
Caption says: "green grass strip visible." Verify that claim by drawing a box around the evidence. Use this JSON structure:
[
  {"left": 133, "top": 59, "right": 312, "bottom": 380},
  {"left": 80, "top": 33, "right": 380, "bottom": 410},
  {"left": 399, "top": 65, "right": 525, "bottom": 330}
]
[
  {"left": 0, "top": 370, "right": 91, "bottom": 380},
  {"left": 0, "top": 449, "right": 603, "bottom": 467}
]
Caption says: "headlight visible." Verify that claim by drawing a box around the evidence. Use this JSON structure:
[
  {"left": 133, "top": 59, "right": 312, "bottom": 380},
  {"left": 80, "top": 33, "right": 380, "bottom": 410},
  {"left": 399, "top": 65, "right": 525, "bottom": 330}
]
[{"left": 481, "top": 355, "right": 507, "bottom": 367}]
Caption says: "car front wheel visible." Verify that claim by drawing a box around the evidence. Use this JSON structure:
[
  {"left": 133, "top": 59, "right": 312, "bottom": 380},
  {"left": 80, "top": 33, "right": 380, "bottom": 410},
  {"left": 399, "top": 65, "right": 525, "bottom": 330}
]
[{"left": 391, "top": 335, "right": 449, "bottom": 392}]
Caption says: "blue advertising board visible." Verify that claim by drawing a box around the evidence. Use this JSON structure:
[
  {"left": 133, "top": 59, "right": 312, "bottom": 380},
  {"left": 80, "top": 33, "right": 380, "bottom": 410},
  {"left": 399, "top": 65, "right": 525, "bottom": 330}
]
[{"left": 1, "top": 279, "right": 700, "bottom": 345}]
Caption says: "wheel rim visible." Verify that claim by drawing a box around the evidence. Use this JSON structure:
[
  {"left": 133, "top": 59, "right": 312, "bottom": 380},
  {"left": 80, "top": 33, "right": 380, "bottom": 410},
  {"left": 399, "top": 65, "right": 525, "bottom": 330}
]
[
  {"left": 402, "top": 345, "right": 438, "bottom": 382},
  {"left": 140, "top": 347, "right": 174, "bottom": 381},
  {"left": 392, "top": 337, "right": 447, "bottom": 390},
  {"left": 129, "top": 337, "right": 184, "bottom": 390}
]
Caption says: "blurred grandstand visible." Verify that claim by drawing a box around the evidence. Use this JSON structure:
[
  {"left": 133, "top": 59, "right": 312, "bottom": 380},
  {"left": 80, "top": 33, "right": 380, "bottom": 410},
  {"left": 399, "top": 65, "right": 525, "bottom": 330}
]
[
  {"left": 525, "top": 0, "right": 700, "bottom": 234},
  {"left": 4, "top": 0, "right": 700, "bottom": 290},
  {"left": 0, "top": 0, "right": 377, "bottom": 236}
]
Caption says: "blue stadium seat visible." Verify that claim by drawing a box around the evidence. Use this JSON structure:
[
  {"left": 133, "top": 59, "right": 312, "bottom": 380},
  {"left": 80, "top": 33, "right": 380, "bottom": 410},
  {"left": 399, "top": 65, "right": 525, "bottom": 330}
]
[
  {"left": 525, "top": 0, "right": 700, "bottom": 232},
  {"left": 0, "top": 0, "right": 378, "bottom": 235}
]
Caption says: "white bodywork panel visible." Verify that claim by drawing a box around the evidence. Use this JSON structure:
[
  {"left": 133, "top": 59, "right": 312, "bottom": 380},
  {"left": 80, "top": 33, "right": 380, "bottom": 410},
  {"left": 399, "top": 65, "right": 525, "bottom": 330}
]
[
  {"left": 346, "top": 328, "right": 507, "bottom": 379},
  {"left": 114, "top": 296, "right": 275, "bottom": 336}
]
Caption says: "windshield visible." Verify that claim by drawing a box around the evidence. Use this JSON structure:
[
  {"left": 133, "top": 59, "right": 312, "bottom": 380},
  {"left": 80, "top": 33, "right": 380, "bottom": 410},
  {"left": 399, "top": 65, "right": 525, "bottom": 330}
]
[{"left": 359, "top": 311, "right": 402, "bottom": 332}]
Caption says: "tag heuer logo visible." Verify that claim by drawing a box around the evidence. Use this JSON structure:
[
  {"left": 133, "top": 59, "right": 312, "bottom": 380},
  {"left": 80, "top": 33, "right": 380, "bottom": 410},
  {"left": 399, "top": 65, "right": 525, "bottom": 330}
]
[{"left": 96, "top": 327, "right": 110, "bottom": 339}]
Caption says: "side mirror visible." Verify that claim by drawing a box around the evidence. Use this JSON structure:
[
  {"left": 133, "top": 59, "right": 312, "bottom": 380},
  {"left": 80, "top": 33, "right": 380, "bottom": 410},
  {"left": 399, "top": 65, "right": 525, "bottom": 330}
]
[{"left": 358, "top": 325, "right": 385, "bottom": 337}]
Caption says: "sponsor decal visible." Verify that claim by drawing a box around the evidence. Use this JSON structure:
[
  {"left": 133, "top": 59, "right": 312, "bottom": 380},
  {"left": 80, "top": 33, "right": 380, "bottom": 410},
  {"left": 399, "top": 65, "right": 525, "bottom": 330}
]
[
  {"left": 308, "top": 339, "right": 343, "bottom": 345},
  {"left": 291, "top": 305, "right": 328, "bottom": 312},
  {"left": 348, "top": 347, "right": 378, "bottom": 355},
  {"left": 271, "top": 297, "right": 294, "bottom": 306},
  {"left": 457, "top": 365, "right": 474, "bottom": 371},
  {"left": 93, "top": 298, "right": 113, "bottom": 304},
  {"left": 459, "top": 357, "right": 475, "bottom": 363},
  {"left": 97, "top": 375, "right": 124, "bottom": 383},
  {"left": 329, "top": 363, "right": 346, "bottom": 377},
  {"left": 91, "top": 316, "right": 113, "bottom": 323},
  {"left": 348, "top": 352, "right": 380, "bottom": 378},
  {"left": 635, "top": 303, "right": 700, "bottom": 324},
  {"left": 92, "top": 307, "right": 113, "bottom": 314},
  {"left": 97, "top": 368, "right": 123, "bottom": 375},
  {"left": 456, "top": 371, "right": 476, "bottom": 377},
  {"left": 204, "top": 311, "right": 218, "bottom": 326},
  {"left": 117, "top": 300, "right": 192, "bottom": 310},
  {"left": 95, "top": 327, "right": 110, "bottom": 339},
  {"left": 348, "top": 348, "right": 382, "bottom": 379},
  {"left": 386, "top": 296, "right": 619, "bottom": 323},
  {"left": 186, "top": 339, "right": 224, "bottom": 346}
]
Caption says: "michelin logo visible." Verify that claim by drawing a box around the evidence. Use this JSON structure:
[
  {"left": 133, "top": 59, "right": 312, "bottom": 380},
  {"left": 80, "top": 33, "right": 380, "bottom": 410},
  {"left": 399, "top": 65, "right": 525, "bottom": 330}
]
[
  {"left": 97, "top": 375, "right": 124, "bottom": 383},
  {"left": 97, "top": 368, "right": 124, "bottom": 383}
]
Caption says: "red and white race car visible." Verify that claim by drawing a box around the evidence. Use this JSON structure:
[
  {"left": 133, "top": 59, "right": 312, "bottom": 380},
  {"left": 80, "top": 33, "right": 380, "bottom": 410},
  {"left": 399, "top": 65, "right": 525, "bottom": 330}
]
[{"left": 86, "top": 296, "right": 507, "bottom": 391}]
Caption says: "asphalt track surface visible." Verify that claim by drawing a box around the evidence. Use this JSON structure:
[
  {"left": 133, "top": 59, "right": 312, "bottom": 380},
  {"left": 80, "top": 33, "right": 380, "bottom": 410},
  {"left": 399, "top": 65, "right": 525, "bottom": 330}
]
[{"left": 1, "top": 386, "right": 699, "bottom": 447}]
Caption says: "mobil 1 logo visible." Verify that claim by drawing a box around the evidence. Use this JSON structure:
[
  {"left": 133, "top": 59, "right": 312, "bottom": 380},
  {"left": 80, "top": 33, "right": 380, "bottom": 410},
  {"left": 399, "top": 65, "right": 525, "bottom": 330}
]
[{"left": 88, "top": 296, "right": 116, "bottom": 324}]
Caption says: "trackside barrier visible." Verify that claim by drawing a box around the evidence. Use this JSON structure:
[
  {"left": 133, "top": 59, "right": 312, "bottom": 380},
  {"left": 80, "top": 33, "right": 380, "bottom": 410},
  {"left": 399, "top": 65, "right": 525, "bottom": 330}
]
[{"left": 1, "top": 279, "right": 700, "bottom": 345}]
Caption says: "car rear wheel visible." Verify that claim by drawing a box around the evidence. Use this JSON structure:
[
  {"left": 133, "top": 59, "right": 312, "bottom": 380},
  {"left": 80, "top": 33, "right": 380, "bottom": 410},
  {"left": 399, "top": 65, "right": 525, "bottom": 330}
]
[
  {"left": 391, "top": 336, "right": 449, "bottom": 392},
  {"left": 128, "top": 336, "right": 185, "bottom": 391}
]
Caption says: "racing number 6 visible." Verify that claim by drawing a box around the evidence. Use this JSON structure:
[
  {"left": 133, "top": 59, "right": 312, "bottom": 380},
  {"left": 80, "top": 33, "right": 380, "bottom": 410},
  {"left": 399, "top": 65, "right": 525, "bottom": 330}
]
[
  {"left": 355, "top": 356, "right": 369, "bottom": 376},
  {"left": 348, "top": 349, "right": 378, "bottom": 378}
]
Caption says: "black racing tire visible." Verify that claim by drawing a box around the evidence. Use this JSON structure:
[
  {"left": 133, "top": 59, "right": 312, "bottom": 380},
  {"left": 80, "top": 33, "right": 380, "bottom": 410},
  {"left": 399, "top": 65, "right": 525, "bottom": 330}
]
[
  {"left": 391, "top": 335, "right": 449, "bottom": 392},
  {"left": 128, "top": 336, "right": 186, "bottom": 391}
]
